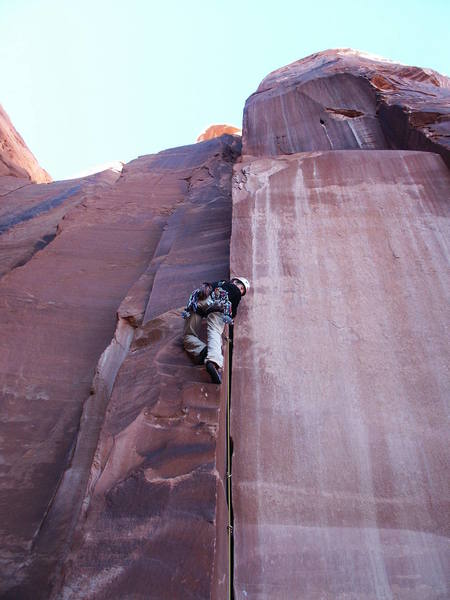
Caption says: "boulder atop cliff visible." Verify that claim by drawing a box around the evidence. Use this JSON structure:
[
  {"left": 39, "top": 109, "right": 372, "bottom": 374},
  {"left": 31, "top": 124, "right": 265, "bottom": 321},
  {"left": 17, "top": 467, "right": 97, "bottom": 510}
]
[
  {"left": 258, "top": 48, "right": 449, "bottom": 92},
  {"left": 197, "top": 123, "right": 241, "bottom": 142},
  {"left": 243, "top": 48, "right": 450, "bottom": 166},
  {"left": 0, "top": 104, "right": 51, "bottom": 183}
]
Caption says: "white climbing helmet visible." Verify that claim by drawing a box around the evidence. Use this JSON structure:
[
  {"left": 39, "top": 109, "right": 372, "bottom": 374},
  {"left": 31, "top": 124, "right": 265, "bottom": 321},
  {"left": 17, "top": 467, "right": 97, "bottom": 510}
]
[{"left": 232, "top": 276, "right": 250, "bottom": 295}]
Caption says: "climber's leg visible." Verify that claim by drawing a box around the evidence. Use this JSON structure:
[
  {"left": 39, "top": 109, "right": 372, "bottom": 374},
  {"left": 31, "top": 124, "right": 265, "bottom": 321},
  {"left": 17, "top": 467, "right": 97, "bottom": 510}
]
[
  {"left": 183, "top": 313, "right": 206, "bottom": 361},
  {"left": 206, "top": 312, "right": 225, "bottom": 369}
]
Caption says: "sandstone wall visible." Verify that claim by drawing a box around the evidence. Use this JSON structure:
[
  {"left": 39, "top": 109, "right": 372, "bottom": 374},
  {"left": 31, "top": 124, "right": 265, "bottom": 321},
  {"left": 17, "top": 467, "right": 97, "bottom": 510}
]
[
  {"left": 231, "top": 50, "right": 450, "bottom": 600},
  {"left": 0, "top": 133, "right": 240, "bottom": 599},
  {"left": 1, "top": 49, "right": 449, "bottom": 600}
]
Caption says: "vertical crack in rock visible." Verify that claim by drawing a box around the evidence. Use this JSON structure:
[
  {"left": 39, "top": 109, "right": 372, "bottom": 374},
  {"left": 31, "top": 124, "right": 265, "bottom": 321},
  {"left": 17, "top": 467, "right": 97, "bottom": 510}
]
[
  {"left": 226, "top": 327, "right": 235, "bottom": 600},
  {"left": 53, "top": 136, "right": 240, "bottom": 600}
]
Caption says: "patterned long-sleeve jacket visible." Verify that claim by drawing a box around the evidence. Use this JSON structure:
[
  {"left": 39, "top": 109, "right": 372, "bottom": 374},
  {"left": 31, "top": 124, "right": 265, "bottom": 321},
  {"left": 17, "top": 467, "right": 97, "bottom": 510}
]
[{"left": 182, "top": 280, "right": 240, "bottom": 324}]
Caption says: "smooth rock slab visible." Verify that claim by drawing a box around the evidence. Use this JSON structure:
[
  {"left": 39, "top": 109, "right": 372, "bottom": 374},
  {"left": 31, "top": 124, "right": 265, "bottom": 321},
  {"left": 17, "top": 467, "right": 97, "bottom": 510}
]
[{"left": 231, "top": 150, "right": 450, "bottom": 599}]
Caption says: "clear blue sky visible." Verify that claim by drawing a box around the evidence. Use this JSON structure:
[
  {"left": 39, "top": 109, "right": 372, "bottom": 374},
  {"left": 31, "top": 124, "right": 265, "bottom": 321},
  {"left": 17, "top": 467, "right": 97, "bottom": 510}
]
[{"left": 1, "top": 0, "right": 449, "bottom": 180}]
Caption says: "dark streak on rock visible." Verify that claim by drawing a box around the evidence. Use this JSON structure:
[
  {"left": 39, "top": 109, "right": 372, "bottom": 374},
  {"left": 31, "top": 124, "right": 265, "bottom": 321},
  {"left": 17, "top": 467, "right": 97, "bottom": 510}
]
[{"left": 0, "top": 185, "right": 81, "bottom": 235}]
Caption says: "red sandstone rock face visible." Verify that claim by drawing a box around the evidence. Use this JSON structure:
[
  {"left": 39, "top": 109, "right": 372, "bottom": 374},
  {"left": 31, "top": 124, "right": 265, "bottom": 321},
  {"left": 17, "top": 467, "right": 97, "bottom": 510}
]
[
  {"left": 243, "top": 49, "right": 450, "bottom": 166},
  {"left": 197, "top": 124, "right": 241, "bottom": 142},
  {"left": 231, "top": 150, "right": 450, "bottom": 599},
  {"left": 0, "top": 134, "right": 239, "bottom": 599},
  {"left": 233, "top": 49, "right": 450, "bottom": 598},
  {"left": 57, "top": 314, "right": 228, "bottom": 599},
  {"left": 1, "top": 48, "right": 449, "bottom": 600},
  {"left": 0, "top": 169, "right": 121, "bottom": 277},
  {"left": 0, "top": 104, "right": 51, "bottom": 183}
]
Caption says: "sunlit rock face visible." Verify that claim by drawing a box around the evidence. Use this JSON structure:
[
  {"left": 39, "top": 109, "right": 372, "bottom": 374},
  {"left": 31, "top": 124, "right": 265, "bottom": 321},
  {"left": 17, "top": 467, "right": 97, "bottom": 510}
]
[
  {"left": 232, "top": 150, "right": 450, "bottom": 600},
  {"left": 197, "top": 123, "right": 241, "bottom": 142},
  {"left": 0, "top": 104, "right": 51, "bottom": 182},
  {"left": 233, "top": 50, "right": 450, "bottom": 600},
  {"left": 243, "top": 48, "right": 450, "bottom": 166}
]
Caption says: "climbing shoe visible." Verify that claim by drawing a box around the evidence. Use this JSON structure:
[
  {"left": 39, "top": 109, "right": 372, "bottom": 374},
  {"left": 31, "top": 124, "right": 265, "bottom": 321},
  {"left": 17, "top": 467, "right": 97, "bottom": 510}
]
[
  {"left": 199, "top": 347, "right": 208, "bottom": 364},
  {"left": 206, "top": 361, "right": 222, "bottom": 384}
]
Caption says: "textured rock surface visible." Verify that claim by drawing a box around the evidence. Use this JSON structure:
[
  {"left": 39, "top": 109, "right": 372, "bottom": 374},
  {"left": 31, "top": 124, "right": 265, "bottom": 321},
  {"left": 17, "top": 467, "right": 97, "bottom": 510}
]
[
  {"left": 0, "top": 134, "right": 239, "bottom": 598},
  {"left": 0, "top": 169, "right": 121, "bottom": 277},
  {"left": 243, "top": 49, "right": 450, "bottom": 165},
  {"left": 57, "top": 313, "right": 228, "bottom": 600},
  {"left": 231, "top": 150, "right": 450, "bottom": 599},
  {"left": 0, "top": 104, "right": 51, "bottom": 183}
]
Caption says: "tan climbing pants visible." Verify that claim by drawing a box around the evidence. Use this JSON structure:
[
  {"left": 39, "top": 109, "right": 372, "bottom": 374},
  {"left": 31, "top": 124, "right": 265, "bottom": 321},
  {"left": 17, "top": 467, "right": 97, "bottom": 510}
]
[{"left": 183, "top": 311, "right": 225, "bottom": 369}]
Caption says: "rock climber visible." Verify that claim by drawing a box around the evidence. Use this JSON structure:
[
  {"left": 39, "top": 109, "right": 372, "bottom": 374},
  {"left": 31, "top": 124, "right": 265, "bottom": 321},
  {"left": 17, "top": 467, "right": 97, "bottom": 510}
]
[{"left": 182, "top": 277, "right": 250, "bottom": 384}]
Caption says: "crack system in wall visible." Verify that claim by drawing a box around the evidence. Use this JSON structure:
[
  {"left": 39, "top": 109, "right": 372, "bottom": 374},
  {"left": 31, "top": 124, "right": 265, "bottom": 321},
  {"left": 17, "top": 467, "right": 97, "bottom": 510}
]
[
  {"left": 226, "top": 326, "right": 235, "bottom": 600},
  {"left": 0, "top": 135, "right": 241, "bottom": 599}
]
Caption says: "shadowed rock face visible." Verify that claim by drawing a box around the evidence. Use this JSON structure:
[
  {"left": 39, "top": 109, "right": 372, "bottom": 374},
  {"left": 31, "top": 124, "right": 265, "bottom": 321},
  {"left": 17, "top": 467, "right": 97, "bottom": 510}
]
[
  {"left": 0, "top": 134, "right": 239, "bottom": 599},
  {"left": 243, "top": 49, "right": 450, "bottom": 166},
  {"left": 0, "top": 104, "right": 51, "bottom": 183}
]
